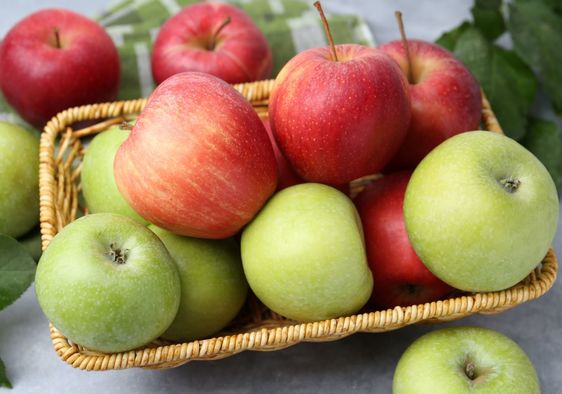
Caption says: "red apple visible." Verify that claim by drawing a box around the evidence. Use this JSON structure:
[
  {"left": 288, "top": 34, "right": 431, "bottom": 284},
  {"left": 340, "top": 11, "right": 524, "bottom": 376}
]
[
  {"left": 261, "top": 116, "right": 302, "bottom": 190},
  {"left": 261, "top": 115, "right": 353, "bottom": 194},
  {"left": 354, "top": 171, "right": 453, "bottom": 308},
  {"left": 268, "top": 44, "right": 411, "bottom": 186},
  {"left": 114, "top": 72, "right": 277, "bottom": 239},
  {"left": 152, "top": 2, "right": 272, "bottom": 85},
  {"left": 380, "top": 39, "right": 481, "bottom": 169},
  {"left": 0, "top": 9, "right": 120, "bottom": 129}
]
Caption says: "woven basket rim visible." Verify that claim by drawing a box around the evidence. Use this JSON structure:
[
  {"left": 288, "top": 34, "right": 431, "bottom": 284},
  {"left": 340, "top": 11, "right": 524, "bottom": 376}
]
[{"left": 39, "top": 79, "right": 558, "bottom": 371}]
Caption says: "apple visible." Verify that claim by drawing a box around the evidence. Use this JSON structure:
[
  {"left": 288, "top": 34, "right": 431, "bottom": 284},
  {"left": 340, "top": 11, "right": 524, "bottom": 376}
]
[
  {"left": 115, "top": 72, "right": 277, "bottom": 239},
  {"left": 379, "top": 28, "right": 481, "bottom": 169},
  {"left": 404, "top": 131, "right": 559, "bottom": 292},
  {"left": 393, "top": 326, "right": 540, "bottom": 393},
  {"left": 354, "top": 172, "right": 453, "bottom": 308},
  {"left": 267, "top": 2, "right": 409, "bottom": 186},
  {"left": 151, "top": 2, "right": 272, "bottom": 85},
  {"left": 0, "top": 9, "right": 120, "bottom": 129},
  {"left": 35, "top": 213, "right": 180, "bottom": 353},
  {"left": 261, "top": 116, "right": 302, "bottom": 190},
  {"left": 81, "top": 122, "right": 148, "bottom": 225},
  {"left": 0, "top": 121, "right": 39, "bottom": 238},
  {"left": 269, "top": 46, "right": 410, "bottom": 185},
  {"left": 150, "top": 226, "right": 248, "bottom": 342},
  {"left": 241, "top": 183, "right": 373, "bottom": 322}
]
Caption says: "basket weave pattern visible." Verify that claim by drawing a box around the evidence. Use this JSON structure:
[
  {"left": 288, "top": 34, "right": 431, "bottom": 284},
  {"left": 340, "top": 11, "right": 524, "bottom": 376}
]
[{"left": 39, "top": 79, "right": 558, "bottom": 371}]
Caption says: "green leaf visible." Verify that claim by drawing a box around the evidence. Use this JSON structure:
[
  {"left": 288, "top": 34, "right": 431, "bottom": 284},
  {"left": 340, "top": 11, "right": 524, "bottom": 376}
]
[
  {"left": 508, "top": 0, "right": 562, "bottom": 113},
  {"left": 0, "top": 235, "right": 36, "bottom": 311},
  {"left": 539, "top": 0, "right": 562, "bottom": 15},
  {"left": 435, "top": 21, "right": 472, "bottom": 51},
  {"left": 471, "top": 0, "right": 506, "bottom": 40},
  {"left": 0, "top": 357, "right": 11, "bottom": 389},
  {"left": 521, "top": 118, "right": 562, "bottom": 190},
  {"left": 453, "top": 27, "right": 537, "bottom": 140},
  {"left": 17, "top": 227, "right": 42, "bottom": 262}
]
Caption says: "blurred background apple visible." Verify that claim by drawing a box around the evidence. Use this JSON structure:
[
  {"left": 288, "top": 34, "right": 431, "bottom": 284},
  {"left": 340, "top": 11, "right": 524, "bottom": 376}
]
[
  {"left": 0, "top": 121, "right": 38, "bottom": 238},
  {"left": 151, "top": 2, "right": 272, "bottom": 85},
  {"left": 0, "top": 9, "right": 120, "bottom": 129}
]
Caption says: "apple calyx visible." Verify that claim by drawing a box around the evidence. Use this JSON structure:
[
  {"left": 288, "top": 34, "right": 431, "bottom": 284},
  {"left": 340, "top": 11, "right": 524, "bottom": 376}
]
[
  {"left": 499, "top": 177, "right": 521, "bottom": 193},
  {"left": 461, "top": 357, "right": 493, "bottom": 386},
  {"left": 394, "top": 11, "right": 414, "bottom": 84},
  {"left": 465, "top": 362, "right": 476, "bottom": 380},
  {"left": 313, "top": 1, "right": 339, "bottom": 62},
  {"left": 120, "top": 121, "right": 133, "bottom": 131},
  {"left": 208, "top": 16, "right": 231, "bottom": 51},
  {"left": 107, "top": 242, "right": 129, "bottom": 265}
]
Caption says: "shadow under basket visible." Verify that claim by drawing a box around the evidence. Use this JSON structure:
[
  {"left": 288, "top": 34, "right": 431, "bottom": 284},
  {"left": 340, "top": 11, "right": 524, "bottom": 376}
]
[{"left": 39, "top": 79, "right": 558, "bottom": 371}]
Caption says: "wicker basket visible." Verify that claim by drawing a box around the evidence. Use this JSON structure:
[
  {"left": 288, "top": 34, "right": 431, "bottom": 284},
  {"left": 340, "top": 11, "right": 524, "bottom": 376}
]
[{"left": 39, "top": 79, "right": 558, "bottom": 371}]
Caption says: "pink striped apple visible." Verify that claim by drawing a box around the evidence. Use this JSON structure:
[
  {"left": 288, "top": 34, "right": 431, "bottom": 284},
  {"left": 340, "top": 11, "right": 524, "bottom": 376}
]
[{"left": 114, "top": 72, "right": 277, "bottom": 239}]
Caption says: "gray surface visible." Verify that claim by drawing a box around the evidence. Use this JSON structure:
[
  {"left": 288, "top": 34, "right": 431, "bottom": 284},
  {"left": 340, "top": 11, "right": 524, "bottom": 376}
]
[{"left": 1, "top": 1, "right": 561, "bottom": 393}]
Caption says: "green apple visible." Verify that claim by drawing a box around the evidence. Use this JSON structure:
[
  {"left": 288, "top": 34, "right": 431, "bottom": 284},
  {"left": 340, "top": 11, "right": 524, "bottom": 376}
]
[
  {"left": 150, "top": 226, "right": 248, "bottom": 342},
  {"left": 404, "top": 131, "right": 559, "bottom": 291},
  {"left": 81, "top": 123, "right": 148, "bottom": 224},
  {"left": 0, "top": 121, "right": 39, "bottom": 238},
  {"left": 35, "top": 213, "right": 180, "bottom": 353},
  {"left": 393, "top": 326, "right": 540, "bottom": 393},
  {"left": 241, "top": 183, "right": 373, "bottom": 322}
]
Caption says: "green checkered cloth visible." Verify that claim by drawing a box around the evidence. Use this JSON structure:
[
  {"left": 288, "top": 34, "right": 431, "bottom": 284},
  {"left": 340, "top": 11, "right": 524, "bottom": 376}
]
[{"left": 0, "top": 0, "right": 374, "bottom": 128}]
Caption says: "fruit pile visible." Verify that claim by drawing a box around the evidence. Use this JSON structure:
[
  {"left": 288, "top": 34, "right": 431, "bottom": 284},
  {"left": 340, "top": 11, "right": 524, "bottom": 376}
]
[{"left": 0, "top": 1, "right": 557, "bottom": 392}]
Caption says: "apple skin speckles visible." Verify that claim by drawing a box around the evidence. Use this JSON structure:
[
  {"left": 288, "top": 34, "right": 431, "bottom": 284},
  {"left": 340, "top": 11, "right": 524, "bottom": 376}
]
[{"left": 269, "top": 44, "right": 411, "bottom": 186}]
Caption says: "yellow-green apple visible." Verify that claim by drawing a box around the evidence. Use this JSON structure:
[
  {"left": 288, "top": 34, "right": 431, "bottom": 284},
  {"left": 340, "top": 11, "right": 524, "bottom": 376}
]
[
  {"left": 261, "top": 116, "right": 302, "bottom": 190},
  {"left": 269, "top": 43, "right": 410, "bottom": 185},
  {"left": 0, "top": 121, "right": 39, "bottom": 238},
  {"left": 81, "top": 123, "right": 148, "bottom": 225},
  {"left": 380, "top": 37, "right": 481, "bottom": 169},
  {"left": 404, "top": 131, "right": 559, "bottom": 292},
  {"left": 35, "top": 213, "right": 180, "bottom": 353},
  {"left": 114, "top": 72, "right": 277, "bottom": 239},
  {"left": 151, "top": 2, "right": 272, "bottom": 85},
  {"left": 393, "top": 326, "right": 540, "bottom": 393},
  {"left": 150, "top": 226, "right": 248, "bottom": 342},
  {"left": 354, "top": 172, "right": 453, "bottom": 308},
  {"left": 241, "top": 183, "right": 373, "bottom": 321},
  {"left": 0, "top": 9, "right": 120, "bottom": 129}
]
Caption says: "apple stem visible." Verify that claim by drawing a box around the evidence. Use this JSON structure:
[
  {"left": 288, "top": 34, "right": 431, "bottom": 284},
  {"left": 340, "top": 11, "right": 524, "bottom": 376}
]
[
  {"left": 394, "top": 11, "right": 414, "bottom": 83},
  {"left": 208, "top": 16, "right": 231, "bottom": 50},
  {"left": 53, "top": 27, "right": 61, "bottom": 49},
  {"left": 313, "top": 1, "right": 339, "bottom": 62}
]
